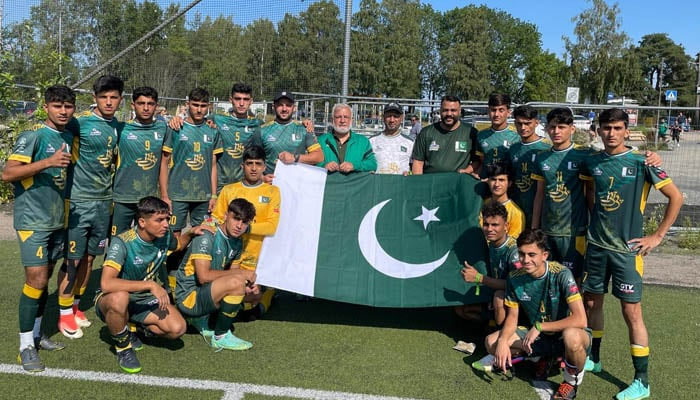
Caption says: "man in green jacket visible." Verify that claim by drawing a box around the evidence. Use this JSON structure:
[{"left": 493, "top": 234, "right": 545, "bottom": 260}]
[{"left": 317, "top": 103, "right": 377, "bottom": 173}]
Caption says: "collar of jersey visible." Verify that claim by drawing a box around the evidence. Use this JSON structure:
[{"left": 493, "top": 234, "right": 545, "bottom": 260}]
[
  {"left": 492, "top": 235, "right": 512, "bottom": 249},
  {"left": 130, "top": 119, "right": 155, "bottom": 127},
  {"left": 91, "top": 111, "right": 113, "bottom": 122},
  {"left": 382, "top": 130, "right": 402, "bottom": 138},
  {"left": 489, "top": 126, "right": 510, "bottom": 133},
  {"left": 184, "top": 120, "right": 206, "bottom": 127},
  {"left": 534, "top": 262, "right": 550, "bottom": 280},
  {"left": 522, "top": 137, "right": 544, "bottom": 146},
  {"left": 552, "top": 143, "right": 574, "bottom": 153},
  {"left": 216, "top": 226, "right": 229, "bottom": 239},
  {"left": 134, "top": 227, "right": 156, "bottom": 245},
  {"left": 242, "top": 180, "right": 264, "bottom": 189},
  {"left": 603, "top": 147, "right": 633, "bottom": 158},
  {"left": 42, "top": 123, "right": 61, "bottom": 134}
]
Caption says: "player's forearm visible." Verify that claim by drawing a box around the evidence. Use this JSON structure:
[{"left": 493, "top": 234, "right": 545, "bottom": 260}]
[
  {"left": 482, "top": 275, "right": 506, "bottom": 290},
  {"left": 2, "top": 159, "right": 51, "bottom": 182},
  {"left": 496, "top": 308, "right": 518, "bottom": 344},
  {"left": 210, "top": 162, "right": 218, "bottom": 197},
  {"left": 250, "top": 220, "right": 278, "bottom": 236},
  {"left": 470, "top": 158, "right": 482, "bottom": 176},
  {"left": 299, "top": 149, "right": 324, "bottom": 165},
  {"left": 176, "top": 230, "right": 196, "bottom": 251},
  {"left": 102, "top": 274, "right": 157, "bottom": 295},
  {"left": 411, "top": 160, "right": 424, "bottom": 175},
  {"left": 584, "top": 180, "right": 594, "bottom": 211},
  {"left": 159, "top": 154, "right": 170, "bottom": 198},
  {"left": 654, "top": 183, "right": 683, "bottom": 239},
  {"left": 540, "top": 312, "right": 587, "bottom": 332}
]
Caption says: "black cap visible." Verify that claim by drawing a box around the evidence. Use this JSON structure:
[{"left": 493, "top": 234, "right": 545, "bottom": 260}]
[
  {"left": 274, "top": 91, "right": 295, "bottom": 103},
  {"left": 384, "top": 102, "right": 402, "bottom": 114}
]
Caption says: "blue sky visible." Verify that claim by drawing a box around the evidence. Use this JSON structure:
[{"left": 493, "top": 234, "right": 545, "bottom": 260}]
[{"left": 4, "top": 0, "right": 699, "bottom": 58}]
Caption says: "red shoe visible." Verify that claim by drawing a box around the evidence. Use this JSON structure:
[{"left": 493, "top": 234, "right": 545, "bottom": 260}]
[
  {"left": 58, "top": 313, "right": 83, "bottom": 339},
  {"left": 73, "top": 307, "right": 92, "bottom": 328},
  {"left": 553, "top": 381, "right": 577, "bottom": 399}
]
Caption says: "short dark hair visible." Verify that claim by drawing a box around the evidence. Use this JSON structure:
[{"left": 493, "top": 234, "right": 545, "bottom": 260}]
[
  {"left": 599, "top": 108, "right": 629, "bottom": 128},
  {"left": 227, "top": 198, "right": 256, "bottom": 223},
  {"left": 546, "top": 108, "right": 574, "bottom": 125},
  {"left": 132, "top": 86, "right": 158, "bottom": 103},
  {"left": 481, "top": 201, "right": 508, "bottom": 222},
  {"left": 45, "top": 85, "right": 75, "bottom": 104},
  {"left": 441, "top": 95, "right": 461, "bottom": 106},
  {"left": 136, "top": 196, "right": 170, "bottom": 219},
  {"left": 516, "top": 229, "right": 548, "bottom": 251},
  {"left": 486, "top": 161, "right": 513, "bottom": 181},
  {"left": 488, "top": 93, "right": 511, "bottom": 108},
  {"left": 188, "top": 88, "right": 209, "bottom": 103},
  {"left": 231, "top": 83, "right": 253, "bottom": 96},
  {"left": 242, "top": 145, "right": 266, "bottom": 162},
  {"left": 513, "top": 105, "right": 538, "bottom": 120},
  {"left": 93, "top": 75, "right": 124, "bottom": 95}
]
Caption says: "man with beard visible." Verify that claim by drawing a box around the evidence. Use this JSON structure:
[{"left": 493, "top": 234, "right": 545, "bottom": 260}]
[
  {"left": 370, "top": 102, "right": 414, "bottom": 175},
  {"left": 411, "top": 95, "right": 479, "bottom": 175},
  {"left": 317, "top": 103, "right": 376, "bottom": 173},
  {"left": 259, "top": 91, "right": 323, "bottom": 181}
]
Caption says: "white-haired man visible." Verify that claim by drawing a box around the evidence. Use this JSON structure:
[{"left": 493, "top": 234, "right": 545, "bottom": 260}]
[{"left": 317, "top": 103, "right": 376, "bottom": 173}]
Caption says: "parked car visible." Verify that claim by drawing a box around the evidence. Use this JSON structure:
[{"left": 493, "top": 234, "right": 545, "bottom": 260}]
[
  {"left": 0, "top": 100, "right": 38, "bottom": 118},
  {"left": 573, "top": 115, "right": 591, "bottom": 131}
]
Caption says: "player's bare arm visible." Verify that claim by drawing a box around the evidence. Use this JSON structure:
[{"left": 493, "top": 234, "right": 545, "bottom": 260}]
[
  {"left": 461, "top": 261, "right": 505, "bottom": 290},
  {"left": 159, "top": 151, "right": 172, "bottom": 211},
  {"left": 100, "top": 265, "right": 170, "bottom": 311},
  {"left": 1, "top": 143, "right": 71, "bottom": 182},
  {"left": 209, "top": 162, "right": 218, "bottom": 212},
  {"left": 628, "top": 182, "right": 683, "bottom": 256},
  {"left": 494, "top": 304, "right": 519, "bottom": 371},
  {"left": 411, "top": 159, "right": 424, "bottom": 175}
]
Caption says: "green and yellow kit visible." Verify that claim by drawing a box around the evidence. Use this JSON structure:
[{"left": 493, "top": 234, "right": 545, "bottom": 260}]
[
  {"left": 508, "top": 137, "right": 552, "bottom": 226},
  {"left": 411, "top": 122, "right": 478, "bottom": 173},
  {"left": 259, "top": 121, "right": 320, "bottom": 174},
  {"left": 488, "top": 235, "right": 521, "bottom": 280},
  {"left": 475, "top": 127, "right": 520, "bottom": 178},
  {"left": 210, "top": 114, "right": 261, "bottom": 192}
]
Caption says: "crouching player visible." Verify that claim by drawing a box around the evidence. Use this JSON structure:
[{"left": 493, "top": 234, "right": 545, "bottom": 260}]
[
  {"left": 175, "top": 198, "right": 257, "bottom": 351},
  {"left": 95, "top": 197, "right": 210, "bottom": 373},
  {"left": 473, "top": 229, "right": 591, "bottom": 400}
]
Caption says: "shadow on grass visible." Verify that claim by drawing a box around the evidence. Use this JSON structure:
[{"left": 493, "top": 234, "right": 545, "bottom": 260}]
[
  {"left": 592, "top": 369, "right": 628, "bottom": 391},
  {"left": 98, "top": 326, "right": 184, "bottom": 354}
]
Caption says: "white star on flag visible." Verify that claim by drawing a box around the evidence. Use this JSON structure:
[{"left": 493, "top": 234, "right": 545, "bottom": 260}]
[{"left": 413, "top": 206, "right": 440, "bottom": 230}]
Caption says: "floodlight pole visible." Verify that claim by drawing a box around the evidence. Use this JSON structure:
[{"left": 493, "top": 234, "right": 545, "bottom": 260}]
[
  {"left": 655, "top": 58, "right": 664, "bottom": 146},
  {"left": 695, "top": 53, "right": 700, "bottom": 128},
  {"left": 341, "top": 0, "right": 352, "bottom": 102}
]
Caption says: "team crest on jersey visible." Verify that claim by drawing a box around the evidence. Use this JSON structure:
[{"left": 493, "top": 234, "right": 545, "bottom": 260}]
[
  {"left": 455, "top": 141, "right": 468, "bottom": 152},
  {"left": 429, "top": 141, "right": 439, "bottom": 151},
  {"left": 220, "top": 125, "right": 230, "bottom": 131},
  {"left": 567, "top": 161, "right": 579, "bottom": 170},
  {"left": 400, "top": 146, "right": 408, "bottom": 152},
  {"left": 512, "top": 155, "right": 519, "bottom": 162},
  {"left": 216, "top": 247, "right": 223, "bottom": 255},
  {"left": 518, "top": 291, "right": 531, "bottom": 302},
  {"left": 134, "top": 256, "right": 144, "bottom": 265},
  {"left": 46, "top": 144, "right": 56, "bottom": 154},
  {"left": 267, "top": 136, "right": 277, "bottom": 142},
  {"left": 541, "top": 163, "right": 550, "bottom": 171},
  {"left": 127, "top": 133, "right": 138, "bottom": 140},
  {"left": 204, "top": 134, "right": 213, "bottom": 143},
  {"left": 227, "top": 143, "right": 245, "bottom": 159},
  {"left": 481, "top": 141, "right": 489, "bottom": 148},
  {"left": 97, "top": 149, "right": 113, "bottom": 168},
  {"left": 90, "top": 128, "right": 102, "bottom": 136},
  {"left": 593, "top": 167, "right": 603, "bottom": 176},
  {"left": 291, "top": 133, "right": 300, "bottom": 141},
  {"left": 179, "top": 134, "right": 189, "bottom": 141},
  {"left": 259, "top": 195, "right": 270, "bottom": 203},
  {"left": 154, "top": 131, "right": 163, "bottom": 140},
  {"left": 600, "top": 190, "right": 624, "bottom": 211},
  {"left": 503, "top": 140, "right": 511, "bottom": 149},
  {"left": 52, "top": 169, "right": 67, "bottom": 189},
  {"left": 185, "top": 154, "right": 205, "bottom": 170},
  {"left": 98, "top": 239, "right": 108, "bottom": 249},
  {"left": 136, "top": 153, "right": 157, "bottom": 170}
]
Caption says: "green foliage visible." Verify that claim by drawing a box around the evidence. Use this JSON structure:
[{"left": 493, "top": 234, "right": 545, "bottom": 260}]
[
  {"left": 635, "top": 33, "right": 696, "bottom": 106},
  {"left": 643, "top": 204, "right": 665, "bottom": 237},
  {"left": 678, "top": 217, "right": 700, "bottom": 250}
]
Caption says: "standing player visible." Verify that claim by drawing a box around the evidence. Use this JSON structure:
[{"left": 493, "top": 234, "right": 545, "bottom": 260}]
[
  {"left": 580, "top": 109, "right": 682, "bottom": 400},
  {"left": 260, "top": 91, "right": 323, "bottom": 180},
  {"left": 95, "top": 197, "right": 209, "bottom": 373},
  {"left": 212, "top": 145, "right": 280, "bottom": 315},
  {"left": 411, "top": 95, "right": 479, "bottom": 175},
  {"left": 370, "top": 102, "right": 414, "bottom": 175},
  {"left": 460, "top": 202, "right": 520, "bottom": 327},
  {"left": 507, "top": 105, "right": 551, "bottom": 227},
  {"left": 112, "top": 86, "right": 169, "bottom": 236},
  {"left": 60, "top": 75, "right": 122, "bottom": 339},
  {"left": 2, "top": 85, "right": 75, "bottom": 371},
  {"left": 475, "top": 229, "right": 591, "bottom": 400},
  {"left": 472, "top": 93, "right": 520, "bottom": 178},
  {"left": 176, "top": 198, "right": 258, "bottom": 350}
]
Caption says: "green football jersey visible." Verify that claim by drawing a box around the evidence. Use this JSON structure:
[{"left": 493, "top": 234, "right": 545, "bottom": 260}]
[
  {"left": 64, "top": 112, "right": 119, "bottom": 200},
  {"left": 210, "top": 114, "right": 261, "bottom": 192},
  {"left": 476, "top": 127, "right": 520, "bottom": 178},
  {"left": 505, "top": 261, "right": 581, "bottom": 327},
  {"left": 175, "top": 227, "right": 242, "bottom": 302},
  {"left": 9, "top": 124, "right": 73, "bottom": 231},
  {"left": 489, "top": 236, "right": 521, "bottom": 280},
  {"left": 531, "top": 144, "right": 593, "bottom": 237},
  {"left": 163, "top": 121, "right": 222, "bottom": 201},
  {"left": 259, "top": 121, "right": 320, "bottom": 174},
  {"left": 103, "top": 227, "right": 177, "bottom": 300},
  {"left": 114, "top": 120, "right": 169, "bottom": 203},
  {"left": 580, "top": 149, "right": 672, "bottom": 254},
  {"left": 508, "top": 137, "right": 552, "bottom": 226},
  {"left": 411, "top": 122, "right": 479, "bottom": 173}
]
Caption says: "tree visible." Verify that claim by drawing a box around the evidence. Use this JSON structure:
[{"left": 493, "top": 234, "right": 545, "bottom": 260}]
[
  {"left": 635, "top": 33, "right": 695, "bottom": 105},
  {"left": 349, "top": 0, "right": 383, "bottom": 96},
  {"left": 242, "top": 19, "right": 280, "bottom": 99},
  {"left": 563, "top": 0, "right": 629, "bottom": 104},
  {"left": 419, "top": 5, "right": 445, "bottom": 102},
  {"left": 522, "top": 51, "right": 569, "bottom": 102}
]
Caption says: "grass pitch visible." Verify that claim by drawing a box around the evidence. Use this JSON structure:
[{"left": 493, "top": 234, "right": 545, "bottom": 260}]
[{"left": 0, "top": 240, "right": 697, "bottom": 399}]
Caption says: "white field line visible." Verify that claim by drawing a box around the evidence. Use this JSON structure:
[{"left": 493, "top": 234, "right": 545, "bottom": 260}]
[{"left": 0, "top": 363, "right": 423, "bottom": 400}]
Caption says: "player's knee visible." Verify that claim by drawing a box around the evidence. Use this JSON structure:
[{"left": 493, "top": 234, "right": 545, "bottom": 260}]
[
  {"left": 101, "top": 291, "right": 129, "bottom": 312},
  {"left": 25, "top": 270, "right": 50, "bottom": 290},
  {"left": 562, "top": 328, "right": 585, "bottom": 352},
  {"left": 621, "top": 301, "right": 643, "bottom": 323},
  {"left": 225, "top": 275, "right": 246, "bottom": 295},
  {"left": 584, "top": 292, "right": 604, "bottom": 310},
  {"left": 167, "top": 314, "right": 187, "bottom": 338},
  {"left": 484, "top": 331, "right": 500, "bottom": 354}
]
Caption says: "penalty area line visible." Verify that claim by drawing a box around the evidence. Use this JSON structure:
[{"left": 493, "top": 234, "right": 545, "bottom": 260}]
[{"left": 0, "top": 363, "right": 423, "bottom": 400}]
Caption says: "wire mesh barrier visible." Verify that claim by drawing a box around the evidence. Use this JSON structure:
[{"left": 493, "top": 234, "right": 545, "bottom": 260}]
[{"left": 1, "top": 0, "right": 700, "bottom": 233}]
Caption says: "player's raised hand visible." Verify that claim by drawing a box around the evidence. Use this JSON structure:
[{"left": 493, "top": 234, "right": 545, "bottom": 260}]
[
  {"left": 461, "top": 261, "right": 479, "bottom": 283},
  {"left": 278, "top": 151, "right": 294, "bottom": 164},
  {"left": 302, "top": 119, "right": 314, "bottom": 133},
  {"left": 168, "top": 115, "right": 184, "bottom": 130},
  {"left": 643, "top": 151, "right": 662, "bottom": 167},
  {"left": 47, "top": 143, "right": 71, "bottom": 168}
]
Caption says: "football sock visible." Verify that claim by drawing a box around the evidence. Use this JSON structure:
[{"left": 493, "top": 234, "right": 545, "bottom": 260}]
[
  {"left": 19, "top": 331, "right": 34, "bottom": 351},
  {"left": 591, "top": 330, "right": 603, "bottom": 363},
  {"left": 33, "top": 317, "right": 42, "bottom": 339},
  {"left": 19, "top": 284, "right": 44, "bottom": 333},
  {"left": 260, "top": 288, "right": 275, "bottom": 313},
  {"left": 631, "top": 344, "right": 649, "bottom": 386},
  {"left": 215, "top": 295, "right": 243, "bottom": 336},
  {"left": 563, "top": 359, "right": 584, "bottom": 386},
  {"left": 112, "top": 326, "right": 131, "bottom": 352},
  {"left": 73, "top": 285, "right": 86, "bottom": 309},
  {"left": 58, "top": 295, "right": 74, "bottom": 315}
]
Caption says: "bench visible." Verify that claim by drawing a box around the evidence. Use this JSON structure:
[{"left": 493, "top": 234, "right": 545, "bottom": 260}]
[{"left": 627, "top": 130, "right": 647, "bottom": 144}]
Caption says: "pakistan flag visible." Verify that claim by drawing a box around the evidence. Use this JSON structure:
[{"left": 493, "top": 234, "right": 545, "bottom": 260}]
[{"left": 257, "top": 162, "right": 490, "bottom": 307}]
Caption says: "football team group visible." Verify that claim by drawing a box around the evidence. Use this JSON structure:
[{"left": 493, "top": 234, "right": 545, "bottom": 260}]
[{"left": 4, "top": 75, "right": 681, "bottom": 400}]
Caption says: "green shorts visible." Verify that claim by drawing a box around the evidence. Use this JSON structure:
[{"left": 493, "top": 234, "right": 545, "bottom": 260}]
[
  {"left": 111, "top": 202, "right": 138, "bottom": 237},
  {"left": 547, "top": 235, "right": 586, "bottom": 279},
  {"left": 582, "top": 243, "right": 643, "bottom": 303},
  {"left": 515, "top": 326, "right": 592, "bottom": 358},
  {"left": 95, "top": 290, "right": 161, "bottom": 324},
  {"left": 66, "top": 199, "right": 112, "bottom": 259},
  {"left": 176, "top": 283, "right": 216, "bottom": 317},
  {"left": 16, "top": 229, "right": 65, "bottom": 266},
  {"left": 170, "top": 200, "right": 208, "bottom": 231}
]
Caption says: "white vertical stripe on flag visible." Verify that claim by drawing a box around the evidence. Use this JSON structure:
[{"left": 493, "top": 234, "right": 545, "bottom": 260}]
[{"left": 256, "top": 161, "right": 327, "bottom": 296}]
